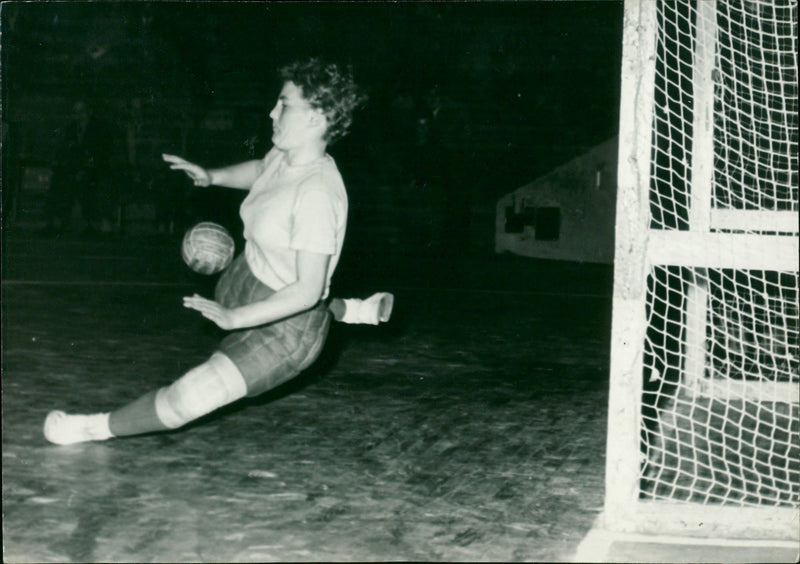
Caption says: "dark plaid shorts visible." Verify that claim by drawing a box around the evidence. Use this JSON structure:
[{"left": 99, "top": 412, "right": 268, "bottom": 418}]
[{"left": 214, "top": 253, "right": 331, "bottom": 397}]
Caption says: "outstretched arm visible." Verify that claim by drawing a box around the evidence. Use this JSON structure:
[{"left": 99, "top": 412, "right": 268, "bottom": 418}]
[{"left": 163, "top": 154, "right": 263, "bottom": 190}]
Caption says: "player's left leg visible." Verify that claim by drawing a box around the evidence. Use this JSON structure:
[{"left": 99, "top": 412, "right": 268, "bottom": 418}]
[{"left": 330, "top": 292, "right": 394, "bottom": 325}]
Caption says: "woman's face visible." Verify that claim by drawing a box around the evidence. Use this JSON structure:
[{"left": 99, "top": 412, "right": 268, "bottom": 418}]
[{"left": 269, "top": 81, "right": 320, "bottom": 151}]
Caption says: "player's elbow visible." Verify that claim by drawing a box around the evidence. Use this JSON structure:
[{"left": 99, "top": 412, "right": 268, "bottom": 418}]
[
  {"left": 295, "top": 280, "right": 325, "bottom": 311},
  {"left": 294, "top": 251, "right": 331, "bottom": 310}
]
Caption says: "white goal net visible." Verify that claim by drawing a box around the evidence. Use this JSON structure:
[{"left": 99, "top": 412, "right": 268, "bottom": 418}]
[{"left": 601, "top": 0, "right": 798, "bottom": 543}]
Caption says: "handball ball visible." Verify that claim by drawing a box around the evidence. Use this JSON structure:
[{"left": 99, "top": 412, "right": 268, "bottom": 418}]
[{"left": 181, "top": 222, "right": 235, "bottom": 275}]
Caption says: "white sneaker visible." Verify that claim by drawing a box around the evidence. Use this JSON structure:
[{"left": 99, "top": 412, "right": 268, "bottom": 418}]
[
  {"left": 44, "top": 410, "right": 112, "bottom": 445},
  {"left": 341, "top": 293, "right": 394, "bottom": 325}
]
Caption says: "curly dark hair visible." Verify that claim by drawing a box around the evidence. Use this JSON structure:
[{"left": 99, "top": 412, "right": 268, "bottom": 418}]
[{"left": 279, "top": 58, "right": 367, "bottom": 144}]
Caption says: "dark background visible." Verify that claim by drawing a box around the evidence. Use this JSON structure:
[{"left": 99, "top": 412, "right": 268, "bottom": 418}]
[{"left": 2, "top": 1, "right": 623, "bottom": 281}]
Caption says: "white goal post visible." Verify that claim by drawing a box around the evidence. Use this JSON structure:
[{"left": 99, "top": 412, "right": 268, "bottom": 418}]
[{"left": 578, "top": 0, "right": 798, "bottom": 559}]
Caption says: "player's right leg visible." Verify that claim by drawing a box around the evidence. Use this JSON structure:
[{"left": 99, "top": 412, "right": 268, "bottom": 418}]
[{"left": 43, "top": 352, "right": 247, "bottom": 445}]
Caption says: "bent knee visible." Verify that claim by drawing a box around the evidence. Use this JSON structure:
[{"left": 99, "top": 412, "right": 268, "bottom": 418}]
[{"left": 155, "top": 353, "right": 247, "bottom": 429}]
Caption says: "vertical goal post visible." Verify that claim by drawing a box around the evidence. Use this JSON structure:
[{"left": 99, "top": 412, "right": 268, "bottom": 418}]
[{"left": 578, "top": 0, "right": 798, "bottom": 560}]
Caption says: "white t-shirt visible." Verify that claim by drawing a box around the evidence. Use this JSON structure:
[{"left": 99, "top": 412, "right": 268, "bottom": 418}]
[{"left": 239, "top": 148, "right": 348, "bottom": 300}]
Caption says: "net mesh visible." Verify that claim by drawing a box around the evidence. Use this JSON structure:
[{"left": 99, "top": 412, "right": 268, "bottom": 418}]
[
  {"left": 639, "top": 0, "right": 799, "bottom": 509},
  {"left": 641, "top": 267, "right": 799, "bottom": 506},
  {"left": 714, "top": 2, "right": 798, "bottom": 213},
  {"left": 650, "top": 0, "right": 798, "bottom": 230}
]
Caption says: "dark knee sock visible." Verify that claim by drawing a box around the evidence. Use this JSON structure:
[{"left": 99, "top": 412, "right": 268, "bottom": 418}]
[
  {"left": 108, "top": 389, "right": 169, "bottom": 437},
  {"left": 329, "top": 298, "right": 346, "bottom": 321}
]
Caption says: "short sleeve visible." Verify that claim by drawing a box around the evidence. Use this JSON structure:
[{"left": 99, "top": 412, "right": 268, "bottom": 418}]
[{"left": 290, "top": 189, "right": 338, "bottom": 255}]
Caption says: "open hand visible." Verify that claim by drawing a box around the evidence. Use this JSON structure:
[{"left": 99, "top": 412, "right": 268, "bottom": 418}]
[
  {"left": 183, "top": 294, "right": 239, "bottom": 330},
  {"left": 163, "top": 154, "right": 211, "bottom": 187}
]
